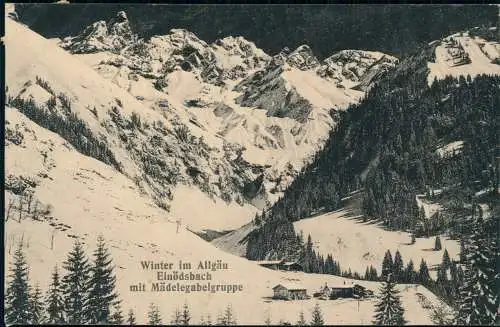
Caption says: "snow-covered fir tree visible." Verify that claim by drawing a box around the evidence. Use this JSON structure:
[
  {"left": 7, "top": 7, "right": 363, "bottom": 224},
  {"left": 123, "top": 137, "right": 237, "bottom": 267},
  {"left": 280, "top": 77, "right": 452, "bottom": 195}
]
[
  {"left": 171, "top": 307, "right": 182, "bottom": 324},
  {"left": 61, "top": 240, "right": 92, "bottom": 324},
  {"left": 442, "top": 248, "right": 451, "bottom": 269},
  {"left": 223, "top": 304, "right": 237, "bottom": 325},
  {"left": 109, "top": 300, "right": 124, "bottom": 324},
  {"left": 147, "top": 303, "right": 162, "bottom": 325},
  {"left": 45, "top": 265, "right": 65, "bottom": 324},
  {"left": 28, "top": 283, "right": 45, "bottom": 324},
  {"left": 127, "top": 308, "right": 136, "bottom": 325},
  {"left": 310, "top": 303, "right": 324, "bottom": 326},
  {"left": 393, "top": 250, "right": 404, "bottom": 282},
  {"left": 405, "top": 259, "right": 416, "bottom": 283},
  {"left": 181, "top": 302, "right": 191, "bottom": 325},
  {"left": 381, "top": 249, "right": 393, "bottom": 279},
  {"left": 455, "top": 215, "right": 498, "bottom": 325},
  {"left": 418, "top": 259, "right": 430, "bottom": 284},
  {"left": 373, "top": 274, "right": 406, "bottom": 325},
  {"left": 5, "top": 242, "right": 31, "bottom": 325},
  {"left": 88, "top": 235, "right": 118, "bottom": 324}
]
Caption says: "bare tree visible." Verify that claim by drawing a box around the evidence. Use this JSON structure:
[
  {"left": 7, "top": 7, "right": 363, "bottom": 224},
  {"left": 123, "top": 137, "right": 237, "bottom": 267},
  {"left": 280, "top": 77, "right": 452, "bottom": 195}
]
[
  {"left": 5, "top": 198, "right": 15, "bottom": 222},
  {"left": 18, "top": 195, "right": 24, "bottom": 223},
  {"left": 26, "top": 191, "right": 34, "bottom": 215},
  {"left": 51, "top": 230, "right": 56, "bottom": 250},
  {"left": 32, "top": 201, "right": 39, "bottom": 221}
]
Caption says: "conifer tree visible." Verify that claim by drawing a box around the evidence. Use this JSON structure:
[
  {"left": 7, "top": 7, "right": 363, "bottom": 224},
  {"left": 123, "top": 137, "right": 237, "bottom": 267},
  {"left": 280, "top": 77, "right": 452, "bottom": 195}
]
[
  {"left": 28, "top": 283, "right": 45, "bottom": 324},
  {"left": 456, "top": 216, "right": 498, "bottom": 325},
  {"left": 5, "top": 242, "right": 31, "bottom": 325},
  {"left": 182, "top": 302, "right": 191, "bottom": 325},
  {"left": 460, "top": 238, "right": 467, "bottom": 263},
  {"left": 46, "top": 265, "right": 65, "bottom": 324},
  {"left": 171, "top": 307, "right": 182, "bottom": 325},
  {"left": 434, "top": 235, "right": 442, "bottom": 251},
  {"left": 393, "top": 250, "right": 404, "bottom": 282},
  {"left": 127, "top": 309, "right": 136, "bottom": 325},
  {"left": 373, "top": 274, "right": 406, "bottom": 325},
  {"left": 223, "top": 304, "right": 236, "bottom": 325},
  {"left": 418, "top": 259, "right": 430, "bottom": 284},
  {"left": 148, "top": 303, "right": 162, "bottom": 325},
  {"left": 370, "top": 266, "right": 379, "bottom": 281},
  {"left": 61, "top": 240, "right": 91, "bottom": 324},
  {"left": 110, "top": 301, "right": 124, "bottom": 324},
  {"left": 88, "top": 235, "right": 118, "bottom": 324},
  {"left": 381, "top": 249, "right": 393, "bottom": 279},
  {"left": 365, "top": 266, "right": 371, "bottom": 280},
  {"left": 310, "top": 303, "right": 324, "bottom": 326},
  {"left": 404, "top": 259, "right": 416, "bottom": 283},
  {"left": 442, "top": 248, "right": 451, "bottom": 269}
]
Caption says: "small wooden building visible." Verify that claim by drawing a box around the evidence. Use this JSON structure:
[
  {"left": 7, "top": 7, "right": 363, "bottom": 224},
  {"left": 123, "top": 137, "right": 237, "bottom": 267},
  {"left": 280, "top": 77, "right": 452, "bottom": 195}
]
[
  {"left": 272, "top": 283, "right": 308, "bottom": 300},
  {"left": 256, "top": 260, "right": 284, "bottom": 270},
  {"left": 328, "top": 285, "right": 354, "bottom": 299}
]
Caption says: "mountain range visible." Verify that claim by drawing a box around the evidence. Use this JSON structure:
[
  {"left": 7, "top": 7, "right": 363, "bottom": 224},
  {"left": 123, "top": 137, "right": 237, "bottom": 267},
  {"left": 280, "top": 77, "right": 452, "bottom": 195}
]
[{"left": 4, "top": 4, "right": 500, "bottom": 325}]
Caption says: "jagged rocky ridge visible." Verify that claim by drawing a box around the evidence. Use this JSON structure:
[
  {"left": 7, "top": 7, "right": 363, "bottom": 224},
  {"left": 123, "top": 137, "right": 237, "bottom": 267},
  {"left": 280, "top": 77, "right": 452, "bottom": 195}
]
[{"left": 52, "top": 11, "right": 399, "bottom": 211}]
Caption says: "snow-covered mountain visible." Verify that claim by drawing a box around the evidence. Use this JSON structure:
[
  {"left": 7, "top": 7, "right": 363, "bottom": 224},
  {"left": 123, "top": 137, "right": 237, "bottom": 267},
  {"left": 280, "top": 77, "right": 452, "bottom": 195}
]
[
  {"left": 427, "top": 27, "right": 500, "bottom": 85},
  {"left": 51, "top": 11, "right": 399, "bottom": 213},
  {"left": 211, "top": 26, "right": 500, "bottom": 280},
  {"left": 4, "top": 7, "right": 453, "bottom": 324}
]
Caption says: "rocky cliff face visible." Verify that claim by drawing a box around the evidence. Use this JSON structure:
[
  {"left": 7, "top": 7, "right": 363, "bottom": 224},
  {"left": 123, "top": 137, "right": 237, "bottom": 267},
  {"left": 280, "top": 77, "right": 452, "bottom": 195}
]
[
  {"left": 51, "top": 11, "right": 398, "bottom": 211},
  {"left": 60, "top": 11, "right": 137, "bottom": 54}
]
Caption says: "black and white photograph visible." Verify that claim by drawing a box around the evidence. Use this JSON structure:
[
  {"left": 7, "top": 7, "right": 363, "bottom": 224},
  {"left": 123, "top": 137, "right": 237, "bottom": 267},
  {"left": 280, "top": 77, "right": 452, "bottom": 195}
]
[{"left": 3, "top": 3, "right": 499, "bottom": 325}]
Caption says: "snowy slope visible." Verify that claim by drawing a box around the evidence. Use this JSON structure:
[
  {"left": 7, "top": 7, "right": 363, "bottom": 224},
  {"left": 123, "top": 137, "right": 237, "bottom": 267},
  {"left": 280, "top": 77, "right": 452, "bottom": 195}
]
[
  {"left": 293, "top": 209, "right": 459, "bottom": 280},
  {"left": 214, "top": 192, "right": 459, "bottom": 280},
  {"left": 5, "top": 107, "right": 447, "bottom": 325},
  {"left": 5, "top": 16, "right": 261, "bottom": 231},
  {"left": 427, "top": 30, "right": 500, "bottom": 86}
]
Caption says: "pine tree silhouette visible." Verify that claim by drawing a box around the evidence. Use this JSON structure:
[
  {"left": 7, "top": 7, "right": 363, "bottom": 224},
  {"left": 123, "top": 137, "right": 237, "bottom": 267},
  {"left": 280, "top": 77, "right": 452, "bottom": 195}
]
[
  {"left": 310, "top": 303, "right": 324, "bottom": 326},
  {"left": 127, "top": 308, "right": 136, "bottom": 325},
  {"left": 110, "top": 301, "right": 124, "bottom": 324},
  {"left": 88, "top": 235, "right": 118, "bottom": 324},
  {"left": 5, "top": 242, "right": 31, "bottom": 325},
  {"left": 456, "top": 216, "right": 498, "bottom": 325},
  {"left": 61, "top": 240, "right": 91, "bottom": 324},
  {"left": 181, "top": 302, "right": 191, "bottom": 325},
  {"left": 147, "top": 303, "right": 162, "bottom": 325},
  {"left": 46, "top": 265, "right": 65, "bottom": 324},
  {"left": 373, "top": 274, "right": 406, "bottom": 325},
  {"left": 28, "top": 283, "right": 45, "bottom": 324}
]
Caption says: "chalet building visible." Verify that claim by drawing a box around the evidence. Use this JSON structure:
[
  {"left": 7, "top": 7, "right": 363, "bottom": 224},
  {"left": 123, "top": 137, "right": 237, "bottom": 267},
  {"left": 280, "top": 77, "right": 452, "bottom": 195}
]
[
  {"left": 272, "top": 283, "right": 308, "bottom": 300},
  {"left": 256, "top": 260, "right": 284, "bottom": 270},
  {"left": 256, "top": 260, "right": 303, "bottom": 271},
  {"left": 317, "top": 283, "right": 370, "bottom": 299}
]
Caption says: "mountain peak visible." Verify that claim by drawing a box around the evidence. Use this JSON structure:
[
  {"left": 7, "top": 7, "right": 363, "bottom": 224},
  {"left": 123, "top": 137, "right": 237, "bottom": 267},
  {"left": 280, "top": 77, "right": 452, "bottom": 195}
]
[
  {"left": 60, "top": 10, "right": 137, "bottom": 54},
  {"left": 114, "top": 10, "right": 128, "bottom": 22},
  {"left": 286, "top": 44, "right": 320, "bottom": 70}
]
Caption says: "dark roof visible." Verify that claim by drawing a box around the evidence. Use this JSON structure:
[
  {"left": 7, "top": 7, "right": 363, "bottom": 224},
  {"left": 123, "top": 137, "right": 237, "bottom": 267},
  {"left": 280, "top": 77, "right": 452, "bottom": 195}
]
[{"left": 273, "top": 283, "right": 306, "bottom": 291}]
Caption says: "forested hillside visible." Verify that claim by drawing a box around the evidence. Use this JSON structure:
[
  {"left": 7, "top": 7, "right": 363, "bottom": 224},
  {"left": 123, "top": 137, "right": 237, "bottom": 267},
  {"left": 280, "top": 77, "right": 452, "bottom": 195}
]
[{"left": 246, "top": 41, "right": 499, "bottom": 261}]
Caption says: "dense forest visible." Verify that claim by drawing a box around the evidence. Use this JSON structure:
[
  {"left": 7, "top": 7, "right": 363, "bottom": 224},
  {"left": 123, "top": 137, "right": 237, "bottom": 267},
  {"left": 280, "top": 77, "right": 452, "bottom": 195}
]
[{"left": 15, "top": 4, "right": 498, "bottom": 59}]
